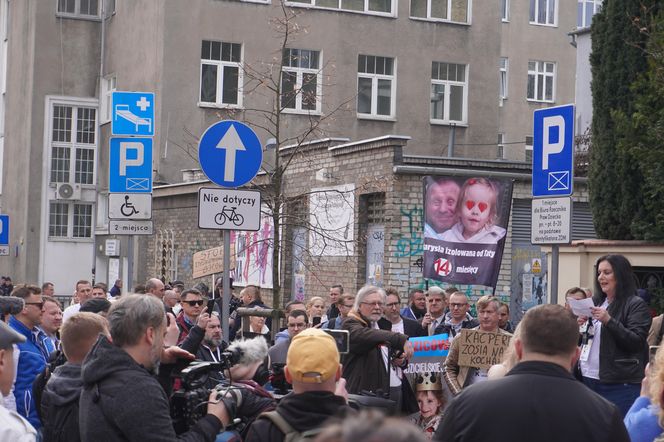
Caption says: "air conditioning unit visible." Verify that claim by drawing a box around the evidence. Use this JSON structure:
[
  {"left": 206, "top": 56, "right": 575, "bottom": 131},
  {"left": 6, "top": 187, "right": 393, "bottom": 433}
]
[{"left": 55, "top": 183, "right": 82, "bottom": 200}]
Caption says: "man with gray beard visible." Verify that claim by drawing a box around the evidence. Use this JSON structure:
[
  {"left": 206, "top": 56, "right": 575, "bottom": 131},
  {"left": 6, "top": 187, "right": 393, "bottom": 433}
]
[
  {"left": 197, "top": 312, "right": 228, "bottom": 362},
  {"left": 79, "top": 295, "right": 229, "bottom": 441}
]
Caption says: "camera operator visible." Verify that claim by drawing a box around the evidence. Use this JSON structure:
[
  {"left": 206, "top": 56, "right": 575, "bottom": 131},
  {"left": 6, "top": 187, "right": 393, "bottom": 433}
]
[
  {"left": 246, "top": 328, "right": 352, "bottom": 441},
  {"left": 79, "top": 294, "right": 229, "bottom": 441}
]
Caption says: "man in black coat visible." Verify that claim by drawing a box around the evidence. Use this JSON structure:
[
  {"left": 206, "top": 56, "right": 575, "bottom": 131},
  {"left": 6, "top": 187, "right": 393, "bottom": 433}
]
[
  {"left": 79, "top": 295, "right": 228, "bottom": 441},
  {"left": 380, "top": 289, "right": 427, "bottom": 338},
  {"left": 245, "top": 328, "right": 351, "bottom": 441},
  {"left": 434, "top": 304, "right": 629, "bottom": 442}
]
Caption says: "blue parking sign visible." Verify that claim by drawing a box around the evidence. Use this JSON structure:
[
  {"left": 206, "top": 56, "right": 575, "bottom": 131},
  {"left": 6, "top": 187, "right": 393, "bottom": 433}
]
[
  {"left": 0, "top": 215, "right": 8, "bottom": 245},
  {"left": 109, "top": 138, "right": 153, "bottom": 193},
  {"left": 532, "top": 104, "right": 575, "bottom": 197},
  {"left": 112, "top": 92, "right": 155, "bottom": 136}
]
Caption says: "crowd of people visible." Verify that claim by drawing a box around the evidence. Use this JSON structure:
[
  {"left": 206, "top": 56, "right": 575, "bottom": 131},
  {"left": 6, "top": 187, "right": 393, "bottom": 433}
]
[{"left": 0, "top": 253, "right": 662, "bottom": 441}]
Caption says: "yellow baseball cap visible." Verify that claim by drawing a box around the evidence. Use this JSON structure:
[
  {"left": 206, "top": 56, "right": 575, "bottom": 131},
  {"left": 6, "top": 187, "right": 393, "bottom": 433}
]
[{"left": 286, "top": 328, "right": 340, "bottom": 383}]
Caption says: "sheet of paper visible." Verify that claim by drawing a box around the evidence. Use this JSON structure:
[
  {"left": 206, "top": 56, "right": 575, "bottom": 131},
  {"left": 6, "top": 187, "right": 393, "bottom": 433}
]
[{"left": 566, "top": 297, "right": 594, "bottom": 317}]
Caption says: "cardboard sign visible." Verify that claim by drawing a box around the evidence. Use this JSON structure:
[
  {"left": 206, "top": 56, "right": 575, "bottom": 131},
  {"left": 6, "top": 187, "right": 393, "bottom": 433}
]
[
  {"left": 192, "top": 245, "right": 235, "bottom": 279},
  {"left": 457, "top": 329, "right": 511, "bottom": 370}
]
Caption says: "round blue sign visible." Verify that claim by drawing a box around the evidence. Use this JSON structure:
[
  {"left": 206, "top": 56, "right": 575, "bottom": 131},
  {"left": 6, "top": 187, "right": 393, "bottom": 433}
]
[{"left": 198, "top": 120, "right": 263, "bottom": 188}]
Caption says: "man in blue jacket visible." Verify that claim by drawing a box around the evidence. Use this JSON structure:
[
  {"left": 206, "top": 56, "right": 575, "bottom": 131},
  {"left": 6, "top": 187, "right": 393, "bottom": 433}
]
[{"left": 8, "top": 284, "right": 49, "bottom": 429}]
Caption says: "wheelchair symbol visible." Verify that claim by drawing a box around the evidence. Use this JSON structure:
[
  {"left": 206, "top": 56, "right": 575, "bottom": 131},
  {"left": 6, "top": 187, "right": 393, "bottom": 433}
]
[{"left": 120, "top": 195, "right": 139, "bottom": 217}]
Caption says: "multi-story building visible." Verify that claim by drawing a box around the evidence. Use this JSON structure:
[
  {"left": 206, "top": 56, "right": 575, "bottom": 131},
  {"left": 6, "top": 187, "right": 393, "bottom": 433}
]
[{"left": 0, "top": 0, "right": 577, "bottom": 295}]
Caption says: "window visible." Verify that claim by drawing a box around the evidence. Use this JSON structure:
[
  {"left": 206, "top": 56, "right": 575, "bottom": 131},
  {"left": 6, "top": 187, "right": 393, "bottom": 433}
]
[
  {"left": 527, "top": 61, "right": 555, "bottom": 102},
  {"left": 357, "top": 55, "right": 395, "bottom": 119},
  {"left": 288, "top": 0, "right": 394, "bottom": 15},
  {"left": 57, "top": 0, "right": 100, "bottom": 18},
  {"left": 199, "top": 40, "right": 243, "bottom": 108},
  {"left": 410, "top": 0, "right": 469, "bottom": 23},
  {"left": 497, "top": 133, "right": 505, "bottom": 159},
  {"left": 499, "top": 57, "right": 508, "bottom": 100},
  {"left": 529, "top": 0, "right": 556, "bottom": 26},
  {"left": 50, "top": 105, "right": 97, "bottom": 184},
  {"left": 281, "top": 49, "right": 322, "bottom": 114},
  {"left": 501, "top": 0, "right": 509, "bottom": 21},
  {"left": 577, "top": 0, "right": 601, "bottom": 28},
  {"left": 525, "top": 135, "right": 533, "bottom": 163},
  {"left": 430, "top": 61, "right": 467, "bottom": 124},
  {"left": 48, "top": 201, "right": 93, "bottom": 239},
  {"left": 100, "top": 75, "right": 116, "bottom": 123}
]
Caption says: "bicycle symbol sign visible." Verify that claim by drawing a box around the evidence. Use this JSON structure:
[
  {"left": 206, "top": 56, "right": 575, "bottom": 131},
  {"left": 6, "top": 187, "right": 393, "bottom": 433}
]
[
  {"left": 198, "top": 187, "right": 261, "bottom": 231},
  {"left": 108, "top": 194, "right": 152, "bottom": 220}
]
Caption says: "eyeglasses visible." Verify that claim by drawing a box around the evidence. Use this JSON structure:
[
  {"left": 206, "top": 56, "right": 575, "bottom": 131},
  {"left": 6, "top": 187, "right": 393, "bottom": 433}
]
[
  {"left": 361, "top": 301, "right": 384, "bottom": 308},
  {"left": 386, "top": 302, "right": 400, "bottom": 308},
  {"left": 288, "top": 323, "right": 307, "bottom": 329},
  {"left": 182, "top": 300, "right": 205, "bottom": 306},
  {"left": 450, "top": 303, "right": 468, "bottom": 309},
  {"left": 25, "top": 302, "right": 45, "bottom": 309}
]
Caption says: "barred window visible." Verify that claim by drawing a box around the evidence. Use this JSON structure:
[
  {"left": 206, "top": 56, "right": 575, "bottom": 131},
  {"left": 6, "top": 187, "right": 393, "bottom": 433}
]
[{"left": 49, "top": 202, "right": 69, "bottom": 237}]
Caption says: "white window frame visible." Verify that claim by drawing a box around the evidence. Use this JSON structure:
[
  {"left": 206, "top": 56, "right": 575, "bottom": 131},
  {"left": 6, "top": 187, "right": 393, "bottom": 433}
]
[
  {"left": 198, "top": 40, "right": 244, "bottom": 109},
  {"left": 100, "top": 75, "right": 116, "bottom": 124},
  {"left": 527, "top": 61, "right": 556, "bottom": 103},
  {"left": 430, "top": 62, "right": 468, "bottom": 126},
  {"left": 357, "top": 55, "right": 396, "bottom": 120},
  {"left": 529, "top": 0, "right": 557, "bottom": 26},
  {"left": 497, "top": 133, "right": 505, "bottom": 159},
  {"left": 56, "top": 0, "right": 101, "bottom": 19},
  {"left": 499, "top": 57, "right": 508, "bottom": 101},
  {"left": 286, "top": 0, "right": 395, "bottom": 18},
  {"left": 577, "top": 0, "right": 601, "bottom": 28},
  {"left": 48, "top": 201, "right": 94, "bottom": 239},
  {"left": 281, "top": 49, "right": 323, "bottom": 115},
  {"left": 501, "top": 0, "right": 509, "bottom": 21},
  {"left": 48, "top": 102, "right": 98, "bottom": 186},
  {"left": 409, "top": 0, "right": 471, "bottom": 24},
  {"left": 525, "top": 136, "right": 533, "bottom": 163}
]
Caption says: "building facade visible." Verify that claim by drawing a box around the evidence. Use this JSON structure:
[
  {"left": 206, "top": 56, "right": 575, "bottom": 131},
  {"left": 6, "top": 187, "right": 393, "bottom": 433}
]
[{"left": 0, "top": 0, "right": 577, "bottom": 295}]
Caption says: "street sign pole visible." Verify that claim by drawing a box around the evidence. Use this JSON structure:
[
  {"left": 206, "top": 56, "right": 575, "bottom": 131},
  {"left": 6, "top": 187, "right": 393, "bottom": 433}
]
[
  {"left": 551, "top": 245, "right": 559, "bottom": 305},
  {"left": 222, "top": 230, "right": 231, "bottom": 342}
]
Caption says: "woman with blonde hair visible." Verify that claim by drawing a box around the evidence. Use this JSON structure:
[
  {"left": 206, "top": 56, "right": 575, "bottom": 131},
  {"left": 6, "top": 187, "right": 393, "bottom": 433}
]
[{"left": 306, "top": 296, "right": 326, "bottom": 327}]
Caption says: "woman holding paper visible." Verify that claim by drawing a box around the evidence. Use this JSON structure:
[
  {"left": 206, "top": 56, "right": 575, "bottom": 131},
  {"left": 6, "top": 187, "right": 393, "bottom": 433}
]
[{"left": 577, "top": 254, "right": 651, "bottom": 416}]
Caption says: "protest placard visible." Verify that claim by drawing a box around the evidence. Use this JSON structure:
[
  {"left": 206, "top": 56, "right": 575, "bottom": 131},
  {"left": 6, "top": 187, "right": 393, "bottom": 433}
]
[
  {"left": 457, "top": 329, "right": 511, "bottom": 369},
  {"left": 192, "top": 245, "right": 235, "bottom": 279}
]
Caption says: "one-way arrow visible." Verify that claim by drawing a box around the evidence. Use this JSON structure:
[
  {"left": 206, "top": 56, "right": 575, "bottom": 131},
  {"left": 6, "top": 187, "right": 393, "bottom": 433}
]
[{"left": 216, "top": 124, "right": 246, "bottom": 182}]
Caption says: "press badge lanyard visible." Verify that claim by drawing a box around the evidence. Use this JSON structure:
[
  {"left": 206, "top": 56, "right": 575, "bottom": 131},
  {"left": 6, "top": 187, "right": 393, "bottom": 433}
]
[
  {"left": 208, "top": 346, "right": 222, "bottom": 363},
  {"left": 579, "top": 318, "right": 595, "bottom": 362}
]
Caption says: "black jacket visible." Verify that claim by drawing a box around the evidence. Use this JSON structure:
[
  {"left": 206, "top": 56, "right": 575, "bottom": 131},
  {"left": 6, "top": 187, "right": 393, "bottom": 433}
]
[
  {"left": 433, "top": 316, "right": 479, "bottom": 338},
  {"left": 434, "top": 361, "right": 629, "bottom": 442},
  {"left": 245, "top": 391, "right": 349, "bottom": 442},
  {"left": 593, "top": 294, "right": 651, "bottom": 383},
  {"left": 41, "top": 363, "right": 83, "bottom": 442},
  {"left": 377, "top": 316, "right": 427, "bottom": 338},
  {"left": 79, "top": 335, "right": 223, "bottom": 441}
]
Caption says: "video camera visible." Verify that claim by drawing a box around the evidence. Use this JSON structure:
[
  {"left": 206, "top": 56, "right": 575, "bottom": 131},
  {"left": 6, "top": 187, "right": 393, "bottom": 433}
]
[{"left": 170, "top": 348, "right": 243, "bottom": 433}]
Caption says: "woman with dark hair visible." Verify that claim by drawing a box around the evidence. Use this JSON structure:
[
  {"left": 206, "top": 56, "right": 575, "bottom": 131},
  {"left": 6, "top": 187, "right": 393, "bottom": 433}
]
[{"left": 578, "top": 254, "right": 651, "bottom": 416}]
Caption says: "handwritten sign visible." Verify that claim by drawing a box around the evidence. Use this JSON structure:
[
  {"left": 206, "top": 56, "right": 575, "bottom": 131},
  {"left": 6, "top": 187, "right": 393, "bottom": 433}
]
[
  {"left": 192, "top": 245, "right": 235, "bottom": 279},
  {"left": 457, "top": 329, "right": 511, "bottom": 370}
]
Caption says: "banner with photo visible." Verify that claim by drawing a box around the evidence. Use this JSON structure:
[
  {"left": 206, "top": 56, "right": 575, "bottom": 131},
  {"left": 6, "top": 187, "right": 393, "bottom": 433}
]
[{"left": 422, "top": 176, "right": 513, "bottom": 289}]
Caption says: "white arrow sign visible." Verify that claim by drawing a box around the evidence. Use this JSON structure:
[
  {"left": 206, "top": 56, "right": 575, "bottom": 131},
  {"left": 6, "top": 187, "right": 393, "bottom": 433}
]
[{"left": 216, "top": 125, "right": 246, "bottom": 182}]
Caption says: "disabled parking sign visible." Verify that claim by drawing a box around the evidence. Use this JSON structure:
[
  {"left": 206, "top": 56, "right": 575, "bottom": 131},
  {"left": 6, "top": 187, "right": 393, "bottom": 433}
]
[{"left": 109, "top": 138, "right": 153, "bottom": 193}]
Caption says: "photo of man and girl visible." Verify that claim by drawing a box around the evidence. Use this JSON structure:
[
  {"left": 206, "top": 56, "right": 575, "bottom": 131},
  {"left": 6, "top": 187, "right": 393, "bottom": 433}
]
[{"left": 422, "top": 176, "right": 513, "bottom": 288}]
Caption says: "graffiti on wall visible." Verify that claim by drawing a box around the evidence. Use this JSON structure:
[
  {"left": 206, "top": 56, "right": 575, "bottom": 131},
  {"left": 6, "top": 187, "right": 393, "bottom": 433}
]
[
  {"left": 394, "top": 206, "right": 424, "bottom": 258},
  {"left": 231, "top": 208, "right": 274, "bottom": 288}
]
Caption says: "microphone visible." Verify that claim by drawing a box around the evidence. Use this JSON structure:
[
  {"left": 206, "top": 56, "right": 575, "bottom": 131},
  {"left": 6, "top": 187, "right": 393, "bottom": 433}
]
[{"left": 0, "top": 296, "right": 24, "bottom": 316}]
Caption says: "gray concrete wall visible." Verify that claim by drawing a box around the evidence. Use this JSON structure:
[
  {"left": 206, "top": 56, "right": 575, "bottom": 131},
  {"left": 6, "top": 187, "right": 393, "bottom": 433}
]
[{"left": 499, "top": 0, "right": 577, "bottom": 160}]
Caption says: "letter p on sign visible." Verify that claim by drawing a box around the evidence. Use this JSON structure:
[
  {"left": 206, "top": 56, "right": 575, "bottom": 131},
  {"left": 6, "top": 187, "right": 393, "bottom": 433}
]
[
  {"left": 119, "top": 142, "right": 144, "bottom": 176},
  {"left": 542, "top": 115, "right": 564, "bottom": 170}
]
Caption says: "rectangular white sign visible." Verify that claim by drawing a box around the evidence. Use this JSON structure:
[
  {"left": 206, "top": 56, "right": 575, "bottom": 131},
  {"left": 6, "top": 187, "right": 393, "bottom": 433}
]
[
  {"left": 531, "top": 197, "right": 572, "bottom": 244},
  {"left": 309, "top": 184, "right": 355, "bottom": 256},
  {"left": 108, "top": 193, "right": 152, "bottom": 220},
  {"left": 0, "top": 245, "right": 8, "bottom": 256},
  {"left": 109, "top": 220, "right": 153, "bottom": 235},
  {"left": 198, "top": 188, "right": 261, "bottom": 231}
]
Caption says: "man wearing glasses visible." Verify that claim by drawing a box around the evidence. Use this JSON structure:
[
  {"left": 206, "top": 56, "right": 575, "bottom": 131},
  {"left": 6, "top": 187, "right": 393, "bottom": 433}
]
[
  {"left": 379, "top": 288, "right": 426, "bottom": 338},
  {"left": 175, "top": 288, "right": 210, "bottom": 345},
  {"left": 342, "top": 285, "right": 417, "bottom": 413},
  {"left": 434, "top": 291, "right": 478, "bottom": 339},
  {"left": 268, "top": 309, "right": 308, "bottom": 365},
  {"left": 8, "top": 284, "right": 49, "bottom": 429}
]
